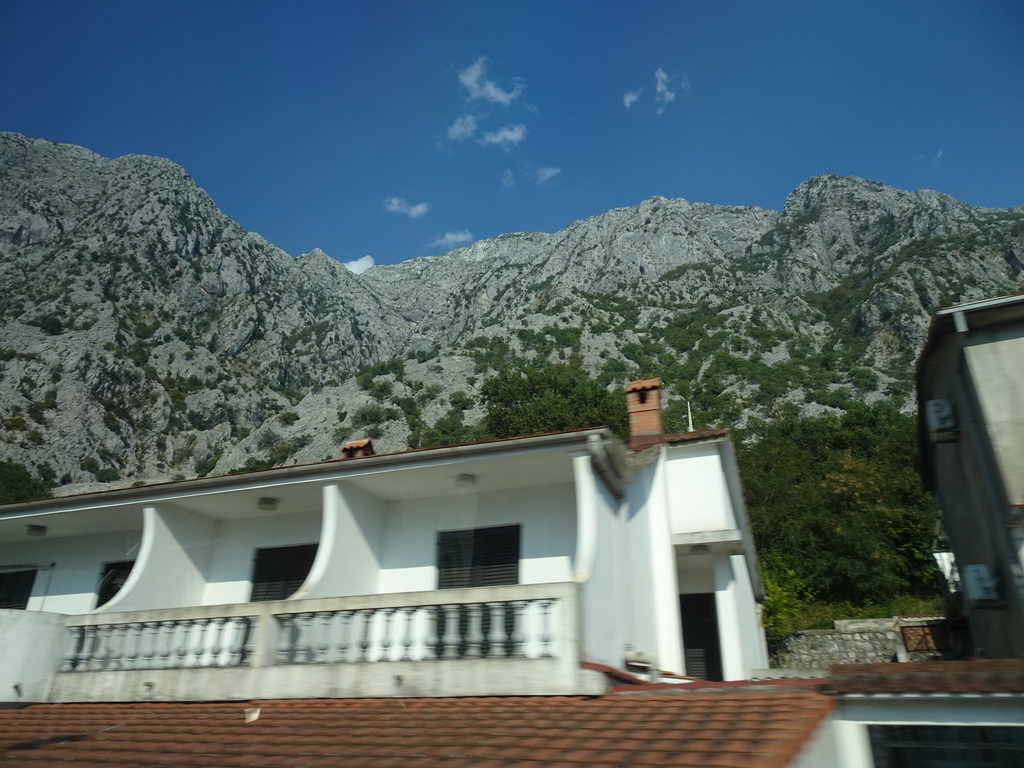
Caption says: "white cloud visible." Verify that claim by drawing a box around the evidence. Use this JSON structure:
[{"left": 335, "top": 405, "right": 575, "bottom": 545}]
[
  {"left": 931, "top": 149, "right": 944, "bottom": 166},
  {"left": 480, "top": 124, "right": 527, "bottom": 150},
  {"left": 428, "top": 230, "right": 473, "bottom": 249},
  {"left": 654, "top": 68, "right": 689, "bottom": 114},
  {"left": 458, "top": 57, "right": 524, "bottom": 105},
  {"left": 654, "top": 68, "right": 675, "bottom": 114},
  {"left": 536, "top": 167, "right": 561, "bottom": 184},
  {"left": 623, "top": 89, "right": 642, "bottom": 110},
  {"left": 447, "top": 114, "right": 477, "bottom": 141},
  {"left": 384, "top": 196, "right": 430, "bottom": 218},
  {"left": 501, "top": 169, "right": 515, "bottom": 191},
  {"left": 343, "top": 255, "right": 375, "bottom": 274}
]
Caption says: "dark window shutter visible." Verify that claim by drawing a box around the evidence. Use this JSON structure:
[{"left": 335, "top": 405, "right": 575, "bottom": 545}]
[
  {"left": 437, "top": 525, "right": 520, "bottom": 589},
  {"left": 437, "top": 530, "right": 475, "bottom": 590},
  {"left": 250, "top": 544, "right": 318, "bottom": 602},
  {"left": 475, "top": 525, "right": 520, "bottom": 586},
  {"left": 0, "top": 569, "right": 37, "bottom": 610},
  {"left": 679, "top": 593, "right": 724, "bottom": 681},
  {"left": 96, "top": 561, "right": 135, "bottom": 607}
]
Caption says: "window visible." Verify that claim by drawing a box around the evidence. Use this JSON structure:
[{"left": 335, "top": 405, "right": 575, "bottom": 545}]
[
  {"left": 0, "top": 568, "right": 37, "bottom": 610},
  {"left": 437, "top": 525, "right": 520, "bottom": 589},
  {"left": 96, "top": 561, "right": 135, "bottom": 607},
  {"left": 250, "top": 544, "right": 318, "bottom": 602},
  {"left": 869, "top": 725, "right": 1024, "bottom": 767}
]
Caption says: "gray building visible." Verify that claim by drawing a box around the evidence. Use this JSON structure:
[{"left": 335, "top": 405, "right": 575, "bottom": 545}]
[{"left": 916, "top": 293, "right": 1024, "bottom": 657}]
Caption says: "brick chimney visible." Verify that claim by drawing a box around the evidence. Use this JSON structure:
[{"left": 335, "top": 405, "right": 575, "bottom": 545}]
[
  {"left": 340, "top": 438, "right": 375, "bottom": 459},
  {"left": 625, "top": 378, "right": 663, "bottom": 440}
]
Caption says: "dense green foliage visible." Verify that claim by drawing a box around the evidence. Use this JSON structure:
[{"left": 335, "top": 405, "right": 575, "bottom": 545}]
[
  {"left": 736, "top": 403, "right": 941, "bottom": 640},
  {"left": 481, "top": 363, "right": 628, "bottom": 440},
  {"left": 0, "top": 461, "right": 52, "bottom": 504}
]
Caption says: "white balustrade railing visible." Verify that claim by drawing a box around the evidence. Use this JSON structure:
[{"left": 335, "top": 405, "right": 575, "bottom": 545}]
[
  {"left": 61, "top": 584, "right": 567, "bottom": 673},
  {"left": 274, "top": 598, "right": 556, "bottom": 664},
  {"left": 62, "top": 616, "right": 256, "bottom": 672}
]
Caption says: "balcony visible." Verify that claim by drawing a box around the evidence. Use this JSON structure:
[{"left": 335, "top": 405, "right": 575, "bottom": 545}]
[{"left": 13, "top": 582, "right": 604, "bottom": 703}]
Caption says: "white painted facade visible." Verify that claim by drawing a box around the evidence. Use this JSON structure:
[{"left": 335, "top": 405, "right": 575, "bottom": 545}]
[{"left": 0, "top": 427, "right": 768, "bottom": 703}]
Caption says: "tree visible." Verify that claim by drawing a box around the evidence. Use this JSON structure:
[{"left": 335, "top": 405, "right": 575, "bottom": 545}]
[
  {"left": 736, "top": 403, "right": 940, "bottom": 610},
  {"left": 481, "top": 363, "right": 628, "bottom": 440},
  {"left": 0, "top": 461, "right": 52, "bottom": 504}
]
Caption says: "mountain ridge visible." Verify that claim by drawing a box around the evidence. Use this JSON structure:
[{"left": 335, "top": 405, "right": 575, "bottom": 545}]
[{"left": 1, "top": 133, "right": 1021, "bottom": 494}]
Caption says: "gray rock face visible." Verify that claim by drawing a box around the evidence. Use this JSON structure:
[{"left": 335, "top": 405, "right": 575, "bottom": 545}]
[{"left": 1, "top": 134, "right": 1022, "bottom": 492}]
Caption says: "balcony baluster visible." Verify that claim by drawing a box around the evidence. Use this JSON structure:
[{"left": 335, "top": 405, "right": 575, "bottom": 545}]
[
  {"left": 316, "top": 611, "right": 333, "bottom": 662},
  {"left": 487, "top": 603, "right": 506, "bottom": 658},
  {"left": 465, "top": 604, "right": 483, "bottom": 658},
  {"left": 399, "top": 607, "right": 414, "bottom": 661},
  {"left": 336, "top": 610, "right": 353, "bottom": 663},
  {"left": 191, "top": 619, "right": 209, "bottom": 667}
]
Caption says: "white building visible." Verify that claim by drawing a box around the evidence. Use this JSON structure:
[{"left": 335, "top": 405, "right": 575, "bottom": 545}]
[{"left": 0, "top": 379, "right": 768, "bottom": 704}]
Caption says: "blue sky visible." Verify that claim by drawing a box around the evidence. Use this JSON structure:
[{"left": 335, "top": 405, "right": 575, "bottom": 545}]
[{"left": 3, "top": 1, "right": 1023, "bottom": 271}]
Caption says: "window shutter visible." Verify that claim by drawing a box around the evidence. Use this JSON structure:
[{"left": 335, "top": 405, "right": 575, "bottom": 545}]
[
  {"left": 0, "top": 569, "right": 37, "bottom": 610},
  {"left": 475, "top": 525, "right": 520, "bottom": 587},
  {"left": 437, "top": 525, "right": 520, "bottom": 589},
  {"left": 437, "top": 530, "right": 475, "bottom": 590},
  {"left": 250, "top": 544, "right": 318, "bottom": 602}
]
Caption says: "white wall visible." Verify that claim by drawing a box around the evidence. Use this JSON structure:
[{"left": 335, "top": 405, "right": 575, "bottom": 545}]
[
  {"left": 0, "top": 530, "right": 142, "bottom": 614},
  {"left": 573, "top": 455, "right": 624, "bottom": 669},
  {"left": 664, "top": 443, "right": 737, "bottom": 534},
  {"left": 299, "top": 482, "right": 384, "bottom": 599},
  {"left": 108, "top": 505, "right": 219, "bottom": 611},
  {"left": 0, "top": 609, "right": 67, "bottom": 703},
  {"left": 202, "top": 510, "right": 322, "bottom": 605},
  {"left": 622, "top": 451, "right": 684, "bottom": 675},
  {"left": 376, "top": 483, "right": 576, "bottom": 594},
  {"left": 965, "top": 332, "right": 1024, "bottom": 505},
  {"left": 714, "top": 554, "right": 768, "bottom": 679},
  {"left": 676, "top": 553, "right": 715, "bottom": 594}
]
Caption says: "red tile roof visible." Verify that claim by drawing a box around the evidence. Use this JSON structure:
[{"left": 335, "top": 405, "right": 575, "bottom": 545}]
[
  {"left": 827, "top": 659, "right": 1024, "bottom": 695},
  {"left": 629, "top": 428, "right": 730, "bottom": 452},
  {"left": 0, "top": 692, "right": 833, "bottom": 767}
]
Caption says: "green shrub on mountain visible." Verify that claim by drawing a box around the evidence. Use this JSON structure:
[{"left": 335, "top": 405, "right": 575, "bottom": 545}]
[{"left": 0, "top": 461, "right": 52, "bottom": 503}]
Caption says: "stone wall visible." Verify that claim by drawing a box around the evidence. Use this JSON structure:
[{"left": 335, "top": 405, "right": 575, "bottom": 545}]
[{"left": 771, "top": 618, "right": 902, "bottom": 669}]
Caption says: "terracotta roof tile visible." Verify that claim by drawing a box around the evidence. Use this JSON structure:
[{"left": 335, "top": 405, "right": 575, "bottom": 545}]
[
  {"left": 828, "top": 658, "right": 1024, "bottom": 695},
  {"left": 0, "top": 692, "right": 833, "bottom": 767}
]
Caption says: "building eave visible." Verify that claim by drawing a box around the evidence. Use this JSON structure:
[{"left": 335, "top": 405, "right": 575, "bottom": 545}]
[{"left": 0, "top": 428, "right": 618, "bottom": 518}]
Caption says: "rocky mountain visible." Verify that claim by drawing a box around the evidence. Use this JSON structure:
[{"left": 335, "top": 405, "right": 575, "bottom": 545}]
[{"left": 1, "top": 133, "right": 1022, "bottom": 494}]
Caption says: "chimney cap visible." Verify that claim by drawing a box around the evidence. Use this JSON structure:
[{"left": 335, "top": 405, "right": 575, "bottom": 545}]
[
  {"left": 625, "top": 378, "right": 661, "bottom": 393},
  {"left": 340, "top": 438, "right": 375, "bottom": 459}
]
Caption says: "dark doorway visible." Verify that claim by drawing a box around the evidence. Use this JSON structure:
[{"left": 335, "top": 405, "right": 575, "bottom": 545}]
[
  {"left": 96, "top": 560, "right": 135, "bottom": 607},
  {"left": 679, "top": 593, "right": 723, "bottom": 681}
]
